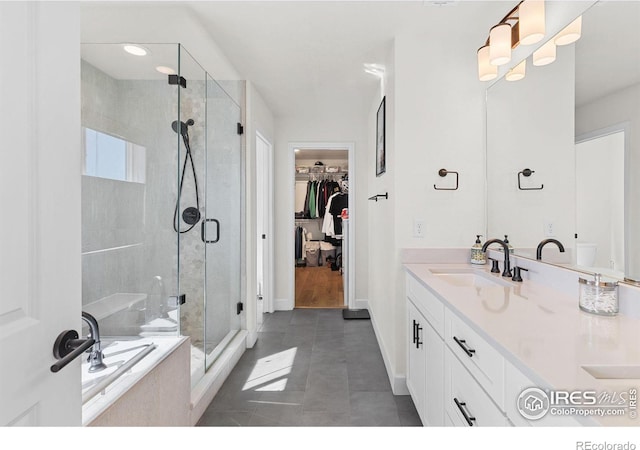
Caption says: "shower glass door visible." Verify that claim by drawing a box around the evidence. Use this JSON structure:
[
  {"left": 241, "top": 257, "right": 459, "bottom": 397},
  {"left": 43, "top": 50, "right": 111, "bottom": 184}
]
[
  {"left": 203, "top": 75, "right": 243, "bottom": 369},
  {"left": 176, "top": 46, "right": 208, "bottom": 387}
]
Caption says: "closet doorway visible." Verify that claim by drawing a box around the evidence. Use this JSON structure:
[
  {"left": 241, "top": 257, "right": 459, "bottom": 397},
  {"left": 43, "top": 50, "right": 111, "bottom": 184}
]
[{"left": 290, "top": 142, "right": 355, "bottom": 309}]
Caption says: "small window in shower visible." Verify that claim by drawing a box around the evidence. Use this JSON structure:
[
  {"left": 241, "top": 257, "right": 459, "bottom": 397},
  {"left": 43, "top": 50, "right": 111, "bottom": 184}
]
[{"left": 83, "top": 127, "right": 146, "bottom": 183}]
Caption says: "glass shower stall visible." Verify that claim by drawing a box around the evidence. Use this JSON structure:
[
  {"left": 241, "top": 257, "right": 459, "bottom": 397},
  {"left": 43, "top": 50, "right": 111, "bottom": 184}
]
[{"left": 80, "top": 43, "right": 244, "bottom": 389}]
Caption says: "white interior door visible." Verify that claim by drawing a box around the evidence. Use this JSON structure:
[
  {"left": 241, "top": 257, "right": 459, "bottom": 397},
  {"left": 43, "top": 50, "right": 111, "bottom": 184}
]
[
  {"left": 0, "top": 2, "right": 82, "bottom": 426},
  {"left": 256, "top": 132, "right": 274, "bottom": 319}
]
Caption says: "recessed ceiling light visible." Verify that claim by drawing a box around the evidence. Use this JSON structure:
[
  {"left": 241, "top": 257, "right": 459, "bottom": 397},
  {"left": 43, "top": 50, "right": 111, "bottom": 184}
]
[
  {"left": 156, "top": 66, "right": 176, "bottom": 75},
  {"left": 123, "top": 44, "right": 149, "bottom": 56},
  {"left": 294, "top": 148, "right": 300, "bottom": 153}
]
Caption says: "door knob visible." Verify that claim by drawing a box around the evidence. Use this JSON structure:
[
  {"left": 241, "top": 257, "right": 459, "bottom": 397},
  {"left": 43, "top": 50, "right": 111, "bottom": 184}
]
[{"left": 50, "top": 330, "right": 95, "bottom": 373}]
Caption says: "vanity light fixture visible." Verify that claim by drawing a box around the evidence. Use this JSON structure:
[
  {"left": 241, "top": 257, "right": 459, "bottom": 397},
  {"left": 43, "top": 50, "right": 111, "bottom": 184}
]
[
  {"left": 489, "top": 23, "right": 513, "bottom": 66},
  {"left": 518, "top": 0, "right": 545, "bottom": 45},
  {"left": 532, "top": 38, "right": 556, "bottom": 66},
  {"left": 506, "top": 59, "right": 526, "bottom": 81},
  {"left": 123, "top": 44, "right": 149, "bottom": 56},
  {"left": 477, "top": 45, "right": 498, "bottom": 81},
  {"left": 477, "top": 1, "right": 583, "bottom": 81},
  {"left": 554, "top": 16, "right": 582, "bottom": 46}
]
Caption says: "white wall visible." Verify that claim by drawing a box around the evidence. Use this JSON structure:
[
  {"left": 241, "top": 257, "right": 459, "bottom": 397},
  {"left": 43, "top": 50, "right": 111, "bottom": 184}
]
[
  {"left": 274, "top": 110, "right": 369, "bottom": 309},
  {"left": 366, "top": 43, "right": 399, "bottom": 390},
  {"left": 245, "top": 81, "right": 276, "bottom": 344},
  {"left": 487, "top": 46, "right": 576, "bottom": 251},
  {"left": 576, "top": 83, "right": 640, "bottom": 281},
  {"left": 575, "top": 132, "right": 625, "bottom": 271}
]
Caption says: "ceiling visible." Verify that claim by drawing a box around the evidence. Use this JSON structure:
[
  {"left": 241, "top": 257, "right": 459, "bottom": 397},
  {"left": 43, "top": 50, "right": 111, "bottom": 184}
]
[
  {"left": 78, "top": 1, "right": 638, "bottom": 117},
  {"left": 184, "top": 1, "right": 508, "bottom": 118}
]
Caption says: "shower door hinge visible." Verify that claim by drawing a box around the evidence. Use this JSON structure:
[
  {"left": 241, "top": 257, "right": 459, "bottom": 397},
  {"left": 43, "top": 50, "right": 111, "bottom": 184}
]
[
  {"left": 170, "top": 294, "right": 186, "bottom": 306},
  {"left": 168, "top": 74, "right": 187, "bottom": 89},
  {"left": 237, "top": 123, "right": 244, "bottom": 135},
  {"left": 236, "top": 302, "right": 244, "bottom": 315}
]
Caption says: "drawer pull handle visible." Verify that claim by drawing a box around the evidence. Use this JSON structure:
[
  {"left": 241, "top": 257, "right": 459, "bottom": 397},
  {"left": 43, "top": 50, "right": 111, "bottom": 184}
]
[
  {"left": 416, "top": 324, "right": 423, "bottom": 349},
  {"left": 453, "top": 336, "right": 476, "bottom": 357},
  {"left": 454, "top": 398, "right": 476, "bottom": 426},
  {"left": 412, "top": 320, "right": 418, "bottom": 344}
]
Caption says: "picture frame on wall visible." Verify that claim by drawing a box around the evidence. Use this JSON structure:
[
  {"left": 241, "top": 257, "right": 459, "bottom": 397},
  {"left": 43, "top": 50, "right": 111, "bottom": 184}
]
[{"left": 376, "top": 96, "right": 386, "bottom": 177}]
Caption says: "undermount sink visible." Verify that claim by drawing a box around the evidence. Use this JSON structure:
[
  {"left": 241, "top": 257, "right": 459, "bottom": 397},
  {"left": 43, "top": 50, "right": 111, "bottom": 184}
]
[
  {"left": 582, "top": 365, "right": 640, "bottom": 380},
  {"left": 429, "top": 268, "right": 512, "bottom": 288}
]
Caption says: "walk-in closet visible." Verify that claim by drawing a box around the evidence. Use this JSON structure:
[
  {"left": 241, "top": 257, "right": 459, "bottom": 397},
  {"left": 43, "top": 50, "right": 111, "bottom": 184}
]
[{"left": 294, "top": 149, "right": 349, "bottom": 308}]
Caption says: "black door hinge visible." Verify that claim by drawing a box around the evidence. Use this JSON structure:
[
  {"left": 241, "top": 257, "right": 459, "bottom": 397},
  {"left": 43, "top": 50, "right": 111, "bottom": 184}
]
[
  {"left": 170, "top": 294, "right": 186, "bottom": 306},
  {"left": 237, "top": 123, "right": 244, "bottom": 135},
  {"left": 168, "top": 74, "right": 187, "bottom": 88},
  {"left": 236, "top": 302, "right": 244, "bottom": 315}
]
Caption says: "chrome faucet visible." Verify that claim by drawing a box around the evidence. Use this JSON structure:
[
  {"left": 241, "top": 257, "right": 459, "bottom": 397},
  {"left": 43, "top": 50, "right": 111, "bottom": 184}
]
[
  {"left": 536, "top": 239, "right": 565, "bottom": 261},
  {"left": 482, "top": 238, "right": 512, "bottom": 278},
  {"left": 82, "top": 311, "right": 107, "bottom": 372}
]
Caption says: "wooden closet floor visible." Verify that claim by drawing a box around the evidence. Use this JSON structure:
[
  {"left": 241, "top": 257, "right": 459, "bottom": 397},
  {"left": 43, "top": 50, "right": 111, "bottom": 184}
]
[{"left": 295, "top": 266, "right": 344, "bottom": 308}]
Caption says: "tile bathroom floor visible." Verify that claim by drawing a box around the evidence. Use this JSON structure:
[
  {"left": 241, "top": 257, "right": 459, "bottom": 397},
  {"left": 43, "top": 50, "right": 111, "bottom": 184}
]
[{"left": 197, "top": 309, "right": 422, "bottom": 427}]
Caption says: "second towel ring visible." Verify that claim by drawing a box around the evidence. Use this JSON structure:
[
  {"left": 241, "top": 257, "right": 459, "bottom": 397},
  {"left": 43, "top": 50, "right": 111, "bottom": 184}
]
[
  {"left": 434, "top": 169, "right": 459, "bottom": 190},
  {"left": 518, "top": 168, "right": 543, "bottom": 190}
]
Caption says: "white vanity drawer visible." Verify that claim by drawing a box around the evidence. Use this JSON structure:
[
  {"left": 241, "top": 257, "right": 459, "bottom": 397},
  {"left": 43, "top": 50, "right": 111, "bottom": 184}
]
[
  {"left": 505, "top": 360, "right": 581, "bottom": 427},
  {"left": 406, "top": 274, "right": 445, "bottom": 337},
  {"left": 445, "top": 308, "right": 505, "bottom": 409},
  {"left": 444, "top": 348, "right": 508, "bottom": 427}
]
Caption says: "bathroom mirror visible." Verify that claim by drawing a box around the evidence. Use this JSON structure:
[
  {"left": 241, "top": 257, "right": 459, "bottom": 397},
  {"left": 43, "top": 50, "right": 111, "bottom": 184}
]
[{"left": 486, "top": 1, "right": 640, "bottom": 283}]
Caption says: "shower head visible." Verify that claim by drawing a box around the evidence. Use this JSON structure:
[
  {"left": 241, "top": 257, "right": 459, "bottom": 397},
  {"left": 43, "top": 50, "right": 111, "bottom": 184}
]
[{"left": 171, "top": 119, "right": 195, "bottom": 137}]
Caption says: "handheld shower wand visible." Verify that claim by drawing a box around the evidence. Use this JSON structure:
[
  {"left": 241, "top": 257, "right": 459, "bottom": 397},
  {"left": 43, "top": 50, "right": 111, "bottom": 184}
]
[{"left": 172, "top": 119, "right": 201, "bottom": 233}]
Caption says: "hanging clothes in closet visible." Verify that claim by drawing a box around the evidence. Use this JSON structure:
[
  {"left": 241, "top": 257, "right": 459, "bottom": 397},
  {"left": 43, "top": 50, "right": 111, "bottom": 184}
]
[
  {"left": 300, "top": 178, "right": 342, "bottom": 219},
  {"left": 295, "top": 224, "right": 308, "bottom": 263},
  {"left": 322, "top": 192, "right": 348, "bottom": 238}
]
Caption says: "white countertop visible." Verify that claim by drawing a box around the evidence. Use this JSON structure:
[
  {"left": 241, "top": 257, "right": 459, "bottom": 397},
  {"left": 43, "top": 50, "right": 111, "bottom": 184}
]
[{"left": 404, "top": 262, "right": 640, "bottom": 427}]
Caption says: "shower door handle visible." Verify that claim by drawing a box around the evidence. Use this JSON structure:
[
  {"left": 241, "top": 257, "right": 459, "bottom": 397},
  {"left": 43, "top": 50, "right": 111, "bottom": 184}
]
[{"left": 201, "top": 218, "right": 220, "bottom": 244}]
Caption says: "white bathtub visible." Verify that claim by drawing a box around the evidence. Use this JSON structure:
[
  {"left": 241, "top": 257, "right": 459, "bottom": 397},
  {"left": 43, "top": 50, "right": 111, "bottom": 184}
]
[{"left": 82, "top": 336, "right": 185, "bottom": 425}]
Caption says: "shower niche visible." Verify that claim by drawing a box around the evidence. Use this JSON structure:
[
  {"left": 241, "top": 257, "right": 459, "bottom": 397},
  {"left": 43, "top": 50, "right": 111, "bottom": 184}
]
[{"left": 80, "top": 43, "right": 244, "bottom": 390}]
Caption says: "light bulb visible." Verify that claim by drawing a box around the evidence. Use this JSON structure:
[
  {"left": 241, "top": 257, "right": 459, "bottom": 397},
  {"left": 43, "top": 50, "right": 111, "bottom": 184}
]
[
  {"left": 519, "top": 0, "right": 545, "bottom": 45},
  {"left": 533, "top": 39, "right": 556, "bottom": 66},
  {"left": 489, "top": 23, "right": 512, "bottom": 66},
  {"left": 555, "top": 16, "right": 582, "bottom": 46},
  {"left": 506, "top": 59, "right": 526, "bottom": 81},
  {"left": 477, "top": 45, "right": 497, "bottom": 81}
]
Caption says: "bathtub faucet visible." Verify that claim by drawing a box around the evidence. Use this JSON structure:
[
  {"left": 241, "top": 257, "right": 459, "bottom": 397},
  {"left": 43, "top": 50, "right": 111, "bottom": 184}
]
[{"left": 82, "top": 311, "right": 107, "bottom": 372}]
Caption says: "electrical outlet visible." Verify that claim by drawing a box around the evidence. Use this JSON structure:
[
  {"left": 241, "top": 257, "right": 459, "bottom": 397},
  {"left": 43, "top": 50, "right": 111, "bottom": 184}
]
[
  {"left": 414, "top": 220, "right": 426, "bottom": 238},
  {"left": 544, "top": 221, "right": 555, "bottom": 237}
]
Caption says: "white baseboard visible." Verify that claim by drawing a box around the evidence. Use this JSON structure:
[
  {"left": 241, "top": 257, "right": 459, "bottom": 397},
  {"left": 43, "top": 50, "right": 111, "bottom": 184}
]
[
  {"left": 246, "top": 330, "right": 258, "bottom": 348},
  {"left": 274, "top": 298, "right": 293, "bottom": 311},
  {"left": 368, "top": 303, "right": 410, "bottom": 396},
  {"left": 190, "top": 330, "right": 247, "bottom": 426},
  {"left": 354, "top": 298, "right": 369, "bottom": 310}
]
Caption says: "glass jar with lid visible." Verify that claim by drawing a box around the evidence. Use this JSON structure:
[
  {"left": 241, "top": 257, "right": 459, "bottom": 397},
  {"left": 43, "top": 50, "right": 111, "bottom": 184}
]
[{"left": 578, "top": 273, "right": 619, "bottom": 316}]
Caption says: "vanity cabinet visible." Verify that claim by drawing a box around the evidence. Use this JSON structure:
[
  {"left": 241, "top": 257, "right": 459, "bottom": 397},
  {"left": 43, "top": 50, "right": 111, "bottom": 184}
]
[
  {"left": 406, "top": 271, "right": 580, "bottom": 427},
  {"left": 444, "top": 346, "right": 509, "bottom": 426},
  {"left": 406, "top": 276, "right": 444, "bottom": 426}
]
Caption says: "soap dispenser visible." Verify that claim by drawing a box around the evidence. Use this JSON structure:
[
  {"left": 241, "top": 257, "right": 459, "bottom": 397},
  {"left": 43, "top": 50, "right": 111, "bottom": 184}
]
[
  {"left": 504, "top": 235, "right": 514, "bottom": 254},
  {"left": 471, "top": 235, "right": 486, "bottom": 265}
]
